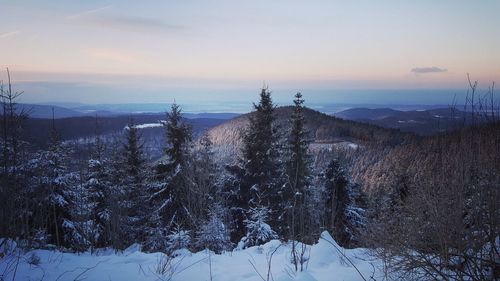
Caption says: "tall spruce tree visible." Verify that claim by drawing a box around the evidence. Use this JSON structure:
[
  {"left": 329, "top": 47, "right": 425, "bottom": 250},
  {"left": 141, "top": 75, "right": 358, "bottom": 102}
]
[
  {"left": 283, "top": 92, "right": 312, "bottom": 241},
  {"left": 0, "top": 69, "right": 30, "bottom": 239},
  {"left": 120, "top": 119, "right": 147, "bottom": 243},
  {"left": 84, "top": 118, "right": 115, "bottom": 248},
  {"left": 46, "top": 121, "right": 72, "bottom": 247},
  {"left": 231, "top": 88, "right": 281, "bottom": 242},
  {"left": 147, "top": 102, "right": 193, "bottom": 251},
  {"left": 123, "top": 119, "right": 146, "bottom": 184},
  {"left": 164, "top": 103, "right": 191, "bottom": 171}
]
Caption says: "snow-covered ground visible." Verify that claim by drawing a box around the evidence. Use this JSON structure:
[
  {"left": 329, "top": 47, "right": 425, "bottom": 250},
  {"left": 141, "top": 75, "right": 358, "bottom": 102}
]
[
  {"left": 124, "top": 121, "right": 166, "bottom": 130},
  {"left": 1, "top": 232, "right": 385, "bottom": 281}
]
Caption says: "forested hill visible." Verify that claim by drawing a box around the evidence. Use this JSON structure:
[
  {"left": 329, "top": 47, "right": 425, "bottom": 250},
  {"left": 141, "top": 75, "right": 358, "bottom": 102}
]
[
  {"left": 207, "top": 106, "right": 415, "bottom": 166},
  {"left": 355, "top": 120, "right": 500, "bottom": 195},
  {"left": 22, "top": 114, "right": 226, "bottom": 149}
]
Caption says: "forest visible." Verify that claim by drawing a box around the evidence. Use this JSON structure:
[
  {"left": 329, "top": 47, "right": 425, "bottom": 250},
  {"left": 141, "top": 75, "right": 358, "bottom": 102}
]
[{"left": 1, "top": 71, "right": 499, "bottom": 280}]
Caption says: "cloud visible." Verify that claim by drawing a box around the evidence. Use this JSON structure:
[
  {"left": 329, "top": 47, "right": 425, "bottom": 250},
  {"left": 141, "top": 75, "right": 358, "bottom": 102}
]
[
  {"left": 82, "top": 48, "right": 141, "bottom": 63},
  {"left": 66, "top": 6, "right": 112, "bottom": 20},
  {"left": 67, "top": 6, "right": 184, "bottom": 33},
  {"left": 0, "top": 31, "right": 19, "bottom": 39},
  {"left": 411, "top": 66, "right": 447, "bottom": 74}
]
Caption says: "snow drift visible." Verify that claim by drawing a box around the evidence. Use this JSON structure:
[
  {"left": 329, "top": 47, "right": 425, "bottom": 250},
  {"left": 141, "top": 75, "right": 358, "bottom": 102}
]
[{"left": 0, "top": 232, "right": 384, "bottom": 281}]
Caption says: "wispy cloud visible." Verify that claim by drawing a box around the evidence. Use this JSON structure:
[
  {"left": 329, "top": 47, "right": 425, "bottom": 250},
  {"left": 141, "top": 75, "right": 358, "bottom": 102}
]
[
  {"left": 67, "top": 6, "right": 184, "bottom": 33},
  {"left": 66, "top": 6, "right": 113, "bottom": 20},
  {"left": 411, "top": 66, "right": 447, "bottom": 74},
  {"left": 82, "top": 48, "right": 141, "bottom": 63},
  {"left": 0, "top": 31, "right": 19, "bottom": 39}
]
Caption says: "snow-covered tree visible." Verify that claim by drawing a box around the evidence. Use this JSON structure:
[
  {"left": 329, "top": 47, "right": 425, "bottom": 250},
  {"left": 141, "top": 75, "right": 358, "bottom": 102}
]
[
  {"left": 85, "top": 158, "right": 113, "bottom": 248},
  {"left": 162, "top": 102, "right": 192, "bottom": 172},
  {"left": 241, "top": 88, "right": 281, "bottom": 206},
  {"left": 231, "top": 88, "right": 282, "bottom": 242},
  {"left": 45, "top": 127, "right": 86, "bottom": 249},
  {"left": 166, "top": 224, "right": 191, "bottom": 254},
  {"left": 242, "top": 206, "right": 277, "bottom": 248},
  {"left": 0, "top": 69, "right": 31, "bottom": 241},
  {"left": 196, "top": 204, "right": 232, "bottom": 253},
  {"left": 323, "top": 158, "right": 365, "bottom": 247},
  {"left": 123, "top": 120, "right": 146, "bottom": 183},
  {"left": 143, "top": 212, "right": 168, "bottom": 253},
  {"left": 118, "top": 120, "right": 148, "bottom": 244},
  {"left": 24, "top": 122, "right": 89, "bottom": 250},
  {"left": 83, "top": 126, "right": 122, "bottom": 249},
  {"left": 283, "top": 92, "right": 313, "bottom": 241},
  {"left": 147, "top": 102, "right": 194, "bottom": 248}
]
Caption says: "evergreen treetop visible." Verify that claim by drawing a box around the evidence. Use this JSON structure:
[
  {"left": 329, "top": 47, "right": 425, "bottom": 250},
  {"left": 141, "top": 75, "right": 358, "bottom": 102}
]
[{"left": 164, "top": 103, "right": 192, "bottom": 169}]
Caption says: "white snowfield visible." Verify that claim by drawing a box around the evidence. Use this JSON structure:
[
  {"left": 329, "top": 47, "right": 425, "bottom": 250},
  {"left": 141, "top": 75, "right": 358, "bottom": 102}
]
[
  {"left": 1, "top": 232, "right": 385, "bottom": 281},
  {"left": 124, "top": 122, "right": 166, "bottom": 130}
]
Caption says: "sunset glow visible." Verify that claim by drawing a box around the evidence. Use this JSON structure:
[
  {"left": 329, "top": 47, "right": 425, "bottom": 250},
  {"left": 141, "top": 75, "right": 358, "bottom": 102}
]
[{"left": 1, "top": 0, "right": 499, "bottom": 104}]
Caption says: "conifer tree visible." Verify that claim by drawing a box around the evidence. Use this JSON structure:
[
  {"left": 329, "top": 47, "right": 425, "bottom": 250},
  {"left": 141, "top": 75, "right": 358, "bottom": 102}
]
[
  {"left": 85, "top": 158, "right": 112, "bottom": 247},
  {"left": 196, "top": 203, "right": 232, "bottom": 253},
  {"left": 20, "top": 113, "right": 89, "bottom": 250},
  {"left": 231, "top": 88, "right": 281, "bottom": 242},
  {"left": 45, "top": 121, "right": 73, "bottom": 247},
  {"left": 166, "top": 224, "right": 191, "bottom": 254},
  {"left": 120, "top": 119, "right": 148, "bottom": 243},
  {"left": 241, "top": 88, "right": 278, "bottom": 206},
  {"left": 323, "top": 158, "right": 365, "bottom": 246},
  {"left": 147, "top": 102, "right": 193, "bottom": 250},
  {"left": 123, "top": 119, "right": 146, "bottom": 184},
  {"left": 84, "top": 118, "right": 114, "bottom": 248},
  {"left": 0, "top": 69, "right": 30, "bottom": 239},
  {"left": 242, "top": 205, "right": 277, "bottom": 248},
  {"left": 163, "top": 103, "right": 191, "bottom": 171},
  {"left": 283, "top": 92, "right": 312, "bottom": 241}
]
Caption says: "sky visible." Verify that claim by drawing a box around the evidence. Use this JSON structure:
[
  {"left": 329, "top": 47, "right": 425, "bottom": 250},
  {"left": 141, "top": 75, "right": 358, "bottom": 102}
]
[{"left": 0, "top": 0, "right": 499, "bottom": 107}]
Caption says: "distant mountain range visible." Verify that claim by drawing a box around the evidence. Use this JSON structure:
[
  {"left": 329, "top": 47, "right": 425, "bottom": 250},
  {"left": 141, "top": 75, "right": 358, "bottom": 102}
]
[
  {"left": 16, "top": 103, "right": 240, "bottom": 120},
  {"left": 22, "top": 113, "right": 230, "bottom": 150},
  {"left": 333, "top": 107, "right": 470, "bottom": 135},
  {"left": 16, "top": 102, "right": 485, "bottom": 137},
  {"left": 18, "top": 104, "right": 88, "bottom": 119}
]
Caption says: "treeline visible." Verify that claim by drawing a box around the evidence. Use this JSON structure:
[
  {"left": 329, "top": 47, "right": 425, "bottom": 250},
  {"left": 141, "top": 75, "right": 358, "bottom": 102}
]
[
  {"left": 348, "top": 80, "right": 500, "bottom": 280},
  {"left": 21, "top": 114, "right": 224, "bottom": 150},
  {"left": 0, "top": 74, "right": 364, "bottom": 257},
  {"left": 361, "top": 121, "right": 500, "bottom": 280}
]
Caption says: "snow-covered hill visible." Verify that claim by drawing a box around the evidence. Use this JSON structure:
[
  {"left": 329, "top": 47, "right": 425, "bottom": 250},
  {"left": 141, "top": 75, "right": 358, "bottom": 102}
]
[{"left": 0, "top": 232, "right": 385, "bottom": 281}]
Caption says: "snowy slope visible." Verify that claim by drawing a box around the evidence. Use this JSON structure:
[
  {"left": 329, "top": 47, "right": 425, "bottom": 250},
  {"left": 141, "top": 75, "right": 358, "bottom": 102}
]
[{"left": 1, "top": 232, "right": 385, "bottom": 281}]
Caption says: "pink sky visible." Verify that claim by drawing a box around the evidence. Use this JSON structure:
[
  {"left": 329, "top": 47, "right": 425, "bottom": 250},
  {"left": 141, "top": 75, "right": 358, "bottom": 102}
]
[{"left": 0, "top": 1, "right": 499, "bottom": 103}]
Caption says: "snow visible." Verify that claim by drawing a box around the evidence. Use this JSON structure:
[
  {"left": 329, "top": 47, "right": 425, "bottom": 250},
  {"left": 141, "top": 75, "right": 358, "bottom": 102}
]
[
  {"left": 134, "top": 123, "right": 164, "bottom": 129},
  {"left": 397, "top": 120, "right": 419, "bottom": 124},
  {"left": 124, "top": 121, "right": 166, "bottom": 130},
  {"left": 347, "top": 143, "right": 358, "bottom": 149},
  {"left": 1, "top": 232, "right": 385, "bottom": 281},
  {"left": 336, "top": 142, "right": 359, "bottom": 150}
]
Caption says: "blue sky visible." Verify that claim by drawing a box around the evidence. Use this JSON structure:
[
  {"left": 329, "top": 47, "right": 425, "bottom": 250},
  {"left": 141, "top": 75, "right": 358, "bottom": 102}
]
[{"left": 0, "top": 0, "right": 499, "bottom": 105}]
